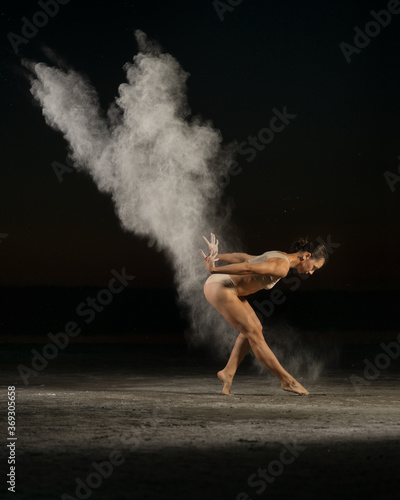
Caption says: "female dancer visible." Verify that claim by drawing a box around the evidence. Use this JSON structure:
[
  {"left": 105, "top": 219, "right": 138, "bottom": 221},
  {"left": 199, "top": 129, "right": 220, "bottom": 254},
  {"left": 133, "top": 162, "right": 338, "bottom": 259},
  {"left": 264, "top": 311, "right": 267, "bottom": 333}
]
[{"left": 201, "top": 234, "right": 328, "bottom": 396}]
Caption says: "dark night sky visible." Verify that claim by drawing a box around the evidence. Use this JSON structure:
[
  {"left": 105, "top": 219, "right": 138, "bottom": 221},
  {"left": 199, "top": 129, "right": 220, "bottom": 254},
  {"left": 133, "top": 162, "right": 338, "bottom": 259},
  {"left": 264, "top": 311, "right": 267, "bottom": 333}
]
[{"left": 1, "top": 0, "right": 400, "bottom": 291}]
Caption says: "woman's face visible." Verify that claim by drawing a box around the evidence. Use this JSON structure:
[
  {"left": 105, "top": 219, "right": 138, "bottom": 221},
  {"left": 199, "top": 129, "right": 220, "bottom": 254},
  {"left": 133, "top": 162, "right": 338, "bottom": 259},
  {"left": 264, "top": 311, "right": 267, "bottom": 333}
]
[{"left": 297, "top": 254, "right": 325, "bottom": 275}]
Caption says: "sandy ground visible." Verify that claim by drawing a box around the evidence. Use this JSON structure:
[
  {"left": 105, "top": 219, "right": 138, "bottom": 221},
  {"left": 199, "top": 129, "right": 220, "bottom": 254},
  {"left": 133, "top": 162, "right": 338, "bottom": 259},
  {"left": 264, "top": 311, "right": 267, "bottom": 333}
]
[{"left": 1, "top": 344, "right": 399, "bottom": 499}]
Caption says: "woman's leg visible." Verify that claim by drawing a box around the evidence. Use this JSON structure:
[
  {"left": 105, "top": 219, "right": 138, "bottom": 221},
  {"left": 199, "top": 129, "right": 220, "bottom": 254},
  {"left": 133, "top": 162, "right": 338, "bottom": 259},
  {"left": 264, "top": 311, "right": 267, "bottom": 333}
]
[
  {"left": 217, "top": 299, "right": 255, "bottom": 394},
  {"left": 217, "top": 333, "right": 249, "bottom": 394},
  {"left": 204, "top": 283, "right": 309, "bottom": 396}
]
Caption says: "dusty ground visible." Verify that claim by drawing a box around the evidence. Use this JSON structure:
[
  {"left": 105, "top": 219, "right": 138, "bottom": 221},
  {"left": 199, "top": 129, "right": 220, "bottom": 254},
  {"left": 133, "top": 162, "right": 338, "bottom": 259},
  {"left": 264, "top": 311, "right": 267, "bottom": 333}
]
[{"left": 1, "top": 344, "right": 399, "bottom": 499}]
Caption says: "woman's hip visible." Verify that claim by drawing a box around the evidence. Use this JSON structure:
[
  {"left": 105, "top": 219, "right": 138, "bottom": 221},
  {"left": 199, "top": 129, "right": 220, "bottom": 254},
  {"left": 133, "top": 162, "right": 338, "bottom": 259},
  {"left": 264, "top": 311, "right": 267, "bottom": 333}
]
[{"left": 204, "top": 274, "right": 238, "bottom": 295}]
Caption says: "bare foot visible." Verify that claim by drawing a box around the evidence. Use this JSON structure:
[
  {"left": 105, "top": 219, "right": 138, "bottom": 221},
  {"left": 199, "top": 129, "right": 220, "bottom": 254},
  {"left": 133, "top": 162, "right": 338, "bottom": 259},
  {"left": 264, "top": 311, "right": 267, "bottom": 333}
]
[
  {"left": 281, "top": 378, "right": 309, "bottom": 396},
  {"left": 217, "top": 370, "right": 233, "bottom": 396}
]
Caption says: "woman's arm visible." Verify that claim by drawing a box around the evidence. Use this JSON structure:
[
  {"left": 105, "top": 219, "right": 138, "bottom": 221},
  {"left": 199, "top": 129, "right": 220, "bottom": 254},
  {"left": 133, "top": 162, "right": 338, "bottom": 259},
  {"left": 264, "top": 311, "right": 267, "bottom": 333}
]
[
  {"left": 211, "top": 259, "right": 289, "bottom": 277},
  {"left": 217, "top": 252, "right": 256, "bottom": 263},
  {"left": 201, "top": 234, "right": 255, "bottom": 264}
]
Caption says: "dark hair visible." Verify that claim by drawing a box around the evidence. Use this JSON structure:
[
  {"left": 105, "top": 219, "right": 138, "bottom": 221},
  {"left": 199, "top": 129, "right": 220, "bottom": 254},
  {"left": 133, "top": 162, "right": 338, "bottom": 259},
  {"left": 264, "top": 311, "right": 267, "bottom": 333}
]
[{"left": 290, "top": 237, "right": 329, "bottom": 263}]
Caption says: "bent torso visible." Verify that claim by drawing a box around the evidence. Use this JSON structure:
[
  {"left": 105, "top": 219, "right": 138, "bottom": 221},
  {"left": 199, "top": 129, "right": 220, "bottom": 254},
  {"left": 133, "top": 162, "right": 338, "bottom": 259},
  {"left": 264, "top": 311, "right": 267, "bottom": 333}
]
[{"left": 230, "top": 252, "right": 290, "bottom": 296}]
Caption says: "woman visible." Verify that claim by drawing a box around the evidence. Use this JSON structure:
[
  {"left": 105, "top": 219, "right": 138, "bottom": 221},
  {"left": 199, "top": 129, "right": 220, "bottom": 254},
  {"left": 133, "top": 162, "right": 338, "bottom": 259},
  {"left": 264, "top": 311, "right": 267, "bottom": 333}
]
[{"left": 201, "top": 234, "right": 328, "bottom": 396}]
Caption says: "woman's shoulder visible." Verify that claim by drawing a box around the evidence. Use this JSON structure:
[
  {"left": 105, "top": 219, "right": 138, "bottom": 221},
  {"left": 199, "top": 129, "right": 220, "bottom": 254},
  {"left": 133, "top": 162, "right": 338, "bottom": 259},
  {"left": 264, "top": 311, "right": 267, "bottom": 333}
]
[
  {"left": 270, "top": 250, "right": 290, "bottom": 261},
  {"left": 250, "top": 250, "right": 290, "bottom": 263}
]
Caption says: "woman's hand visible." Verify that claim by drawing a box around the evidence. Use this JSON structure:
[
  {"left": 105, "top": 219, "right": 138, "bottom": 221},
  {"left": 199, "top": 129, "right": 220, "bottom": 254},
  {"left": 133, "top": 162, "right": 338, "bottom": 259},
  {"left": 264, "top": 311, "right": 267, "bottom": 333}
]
[
  {"left": 200, "top": 252, "right": 216, "bottom": 273},
  {"left": 200, "top": 232, "right": 219, "bottom": 273},
  {"left": 202, "top": 233, "right": 219, "bottom": 261}
]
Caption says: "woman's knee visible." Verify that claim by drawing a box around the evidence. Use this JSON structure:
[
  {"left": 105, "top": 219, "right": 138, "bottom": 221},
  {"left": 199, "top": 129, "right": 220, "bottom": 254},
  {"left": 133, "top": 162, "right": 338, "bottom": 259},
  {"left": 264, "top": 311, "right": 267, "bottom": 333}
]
[{"left": 242, "top": 327, "right": 263, "bottom": 343}]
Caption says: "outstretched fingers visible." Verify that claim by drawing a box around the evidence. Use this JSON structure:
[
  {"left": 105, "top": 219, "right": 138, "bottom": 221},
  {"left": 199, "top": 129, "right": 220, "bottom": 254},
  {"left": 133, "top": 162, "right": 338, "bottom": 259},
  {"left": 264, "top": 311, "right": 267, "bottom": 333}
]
[
  {"left": 202, "top": 232, "right": 219, "bottom": 260},
  {"left": 202, "top": 235, "right": 211, "bottom": 247}
]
